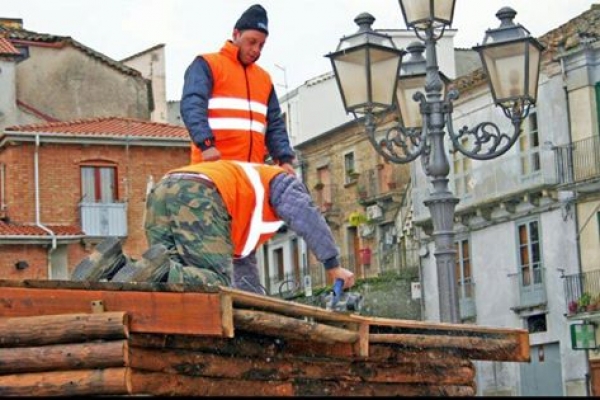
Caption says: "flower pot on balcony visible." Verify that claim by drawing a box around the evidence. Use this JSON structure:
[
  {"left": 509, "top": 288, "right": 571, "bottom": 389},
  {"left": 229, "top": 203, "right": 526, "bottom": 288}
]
[{"left": 568, "top": 300, "right": 578, "bottom": 314}]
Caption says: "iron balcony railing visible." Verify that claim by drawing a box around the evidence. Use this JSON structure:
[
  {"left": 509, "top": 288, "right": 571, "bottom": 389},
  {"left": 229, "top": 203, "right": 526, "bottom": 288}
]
[
  {"left": 79, "top": 202, "right": 127, "bottom": 237},
  {"left": 555, "top": 135, "right": 600, "bottom": 185},
  {"left": 563, "top": 269, "right": 600, "bottom": 316}
]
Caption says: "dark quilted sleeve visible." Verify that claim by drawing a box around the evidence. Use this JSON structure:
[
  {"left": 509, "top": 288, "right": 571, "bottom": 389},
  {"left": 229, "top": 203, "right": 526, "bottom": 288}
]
[{"left": 270, "top": 174, "right": 339, "bottom": 269}]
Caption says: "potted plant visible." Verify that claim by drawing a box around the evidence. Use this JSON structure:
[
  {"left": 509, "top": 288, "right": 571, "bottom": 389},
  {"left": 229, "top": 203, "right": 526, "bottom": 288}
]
[
  {"left": 357, "top": 185, "right": 367, "bottom": 199},
  {"left": 589, "top": 294, "right": 600, "bottom": 312},
  {"left": 568, "top": 300, "right": 578, "bottom": 314},
  {"left": 578, "top": 292, "right": 592, "bottom": 312}
]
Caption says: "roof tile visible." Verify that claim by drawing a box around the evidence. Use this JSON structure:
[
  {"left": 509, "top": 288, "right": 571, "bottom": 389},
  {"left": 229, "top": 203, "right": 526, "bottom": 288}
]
[
  {"left": 0, "top": 221, "right": 84, "bottom": 237},
  {"left": 5, "top": 116, "right": 189, "bottom": 140}
]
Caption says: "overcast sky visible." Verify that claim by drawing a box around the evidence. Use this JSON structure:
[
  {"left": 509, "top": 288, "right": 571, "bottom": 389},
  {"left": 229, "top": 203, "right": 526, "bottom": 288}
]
[{"left": 3, "top": 0, "right": 598, "bottom": 101}]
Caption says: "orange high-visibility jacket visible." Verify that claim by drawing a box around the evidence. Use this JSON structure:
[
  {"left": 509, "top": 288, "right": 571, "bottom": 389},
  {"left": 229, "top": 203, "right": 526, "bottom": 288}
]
[
  {"left": 169, "top": 161, "right": 284, "bottom": 257},
  {"left": 191, "top": 41, "right": 272, "bottom": 164}
]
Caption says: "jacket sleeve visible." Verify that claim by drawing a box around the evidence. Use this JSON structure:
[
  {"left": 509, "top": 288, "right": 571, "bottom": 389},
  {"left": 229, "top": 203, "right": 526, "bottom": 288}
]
[
  {"left": 180, "top": 57, "right": 214, "bottom": 148},
  {"left": 265, "top": 87, "right": 296, "bottom": 164},
  {"left": 269, "top": 174, "right": 339, "bottom": 270}
]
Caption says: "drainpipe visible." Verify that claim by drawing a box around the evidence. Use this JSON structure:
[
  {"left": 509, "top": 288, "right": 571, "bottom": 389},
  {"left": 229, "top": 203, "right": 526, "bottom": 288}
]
[
  {"left": 560, "top": 54, "right": 590, "bottom": 397},
  {"left": 34, "top": 133, "right": 57, "bottom": 279}
]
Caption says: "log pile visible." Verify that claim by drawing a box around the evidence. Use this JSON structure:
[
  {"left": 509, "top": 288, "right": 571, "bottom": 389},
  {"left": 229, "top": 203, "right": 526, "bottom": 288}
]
[
  {"left": 0, "top": 279, "right": 530, "bottom": 396},
  {"left": 0, "top": 312, "right": 131, "bottom": 396}
]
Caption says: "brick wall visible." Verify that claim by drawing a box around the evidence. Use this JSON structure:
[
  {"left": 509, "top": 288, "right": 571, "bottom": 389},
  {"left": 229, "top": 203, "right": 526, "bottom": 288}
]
[{"left": 0, "top": 140, "right": 190, "bottom": 277}]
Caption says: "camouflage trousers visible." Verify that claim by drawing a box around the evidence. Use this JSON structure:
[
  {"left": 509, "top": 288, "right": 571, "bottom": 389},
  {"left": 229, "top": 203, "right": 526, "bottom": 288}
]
[{"left": 144, "top": 175, "right": 233, "bottom": 287}]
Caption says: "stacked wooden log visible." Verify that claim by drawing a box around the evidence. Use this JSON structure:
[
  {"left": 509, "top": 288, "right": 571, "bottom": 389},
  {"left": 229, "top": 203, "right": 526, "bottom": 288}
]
[
  {"left": 128, "top": 332, "right": 477, "bottom": 396},
  {"left": 0, "top": 312, "right": 131, "bottom": 396},
  {"left": 0, "top": 280, "right": 530, "bottom": 397}
]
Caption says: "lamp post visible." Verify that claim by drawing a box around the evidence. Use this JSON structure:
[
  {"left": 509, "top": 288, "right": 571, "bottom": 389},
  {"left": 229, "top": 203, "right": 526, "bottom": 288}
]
[{"left": 326, "top": 1, "right": 544, "bottom": 323}]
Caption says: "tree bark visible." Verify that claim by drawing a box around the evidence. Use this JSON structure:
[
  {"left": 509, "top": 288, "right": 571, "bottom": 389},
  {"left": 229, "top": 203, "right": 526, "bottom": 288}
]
[
  {"left": 0, "top": 368, "right": 131, "bottom": 396},
  {"left": 130, "top": 370, "right": 293, "bottom": 396},
  {"left": 0, "top": 340, "right": 128, "bottom": 374},
  {"left": 233, "top": 309, "right": 359, "bottom": 344},
  {"left": 0, "top": 312, "right": 128, "bottom": 347},
  {"left": 129, "top": 346, "right": 474, "bottom": 384}
]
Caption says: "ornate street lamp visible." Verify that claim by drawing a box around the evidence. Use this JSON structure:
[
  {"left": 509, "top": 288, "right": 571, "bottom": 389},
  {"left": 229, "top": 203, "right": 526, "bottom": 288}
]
[{"left": 326, "top": 3, "right": 544, "bottom": 323}]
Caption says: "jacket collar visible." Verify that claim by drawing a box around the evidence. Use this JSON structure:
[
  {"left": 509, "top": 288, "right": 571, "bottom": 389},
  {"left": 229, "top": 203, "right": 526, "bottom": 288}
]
[{"left": 221, "top": 40, "right": 241, "bottom": 64}]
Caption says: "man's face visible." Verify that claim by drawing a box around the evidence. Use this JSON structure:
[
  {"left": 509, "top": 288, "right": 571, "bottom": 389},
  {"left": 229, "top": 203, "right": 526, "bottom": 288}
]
[{"left": 233, "top": 29, "right": 267, "bottom": 66}]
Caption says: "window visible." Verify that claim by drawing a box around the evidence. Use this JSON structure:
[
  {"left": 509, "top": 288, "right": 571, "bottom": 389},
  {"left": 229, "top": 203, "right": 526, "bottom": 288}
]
[
  {"left": 453, "top": 138, "right": 473, "bottom": 197},
  {"left": 518, "top": 220, "right": 542, "bottom": 287},
  {"left": 526, "top": 314, "right": 547, "bottom": 333},
  {"left": 453, "top": 153, "right": 472, "bottom": 197},
  {"left": 455, "top": 238, "right": 473, "bottom": 301},
  {"left": 275, "top": 247, "right": 284, "bottom": 281},
  {"left": 344, "top": 152, "right": 356, "bottom": 183},
  {"left": 81, "top": 165, "right": 117, "bottom": 203},
  {"left": 316, "top": 166, "right": 332, "bottom": 209},
  {"left": 519, "top": 110, "right": 540, "bottom": 176}
]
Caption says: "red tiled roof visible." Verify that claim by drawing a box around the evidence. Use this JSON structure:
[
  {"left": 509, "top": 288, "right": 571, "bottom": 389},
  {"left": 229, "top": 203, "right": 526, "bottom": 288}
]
[
  {"left": 5, "top": 117, "right": 189, "bottom": 140},
  {"left": 0, "top": 36, "right": 19, "bottom": 55},
  {"left": 0, "top": 221, "right": 84, "bottom": 237}
]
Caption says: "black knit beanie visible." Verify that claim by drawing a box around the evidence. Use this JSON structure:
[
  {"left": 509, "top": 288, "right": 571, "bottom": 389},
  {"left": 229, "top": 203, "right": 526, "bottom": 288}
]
[{"left": 234, "top": 4, "right": 269, "bottom": 35}]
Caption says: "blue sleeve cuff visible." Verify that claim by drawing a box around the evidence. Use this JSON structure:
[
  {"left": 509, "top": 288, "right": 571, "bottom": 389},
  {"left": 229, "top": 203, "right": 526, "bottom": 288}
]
[{"left": 323, "top": 257, "right": 339, "bottom": 270}]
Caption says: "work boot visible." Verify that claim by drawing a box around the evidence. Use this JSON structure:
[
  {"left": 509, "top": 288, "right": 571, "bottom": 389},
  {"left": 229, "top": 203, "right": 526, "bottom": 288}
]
[
  {"left": 111, "top": 244, "right": 171, "bottom": 283},
  {"left": 71, "top": 237, "right": 127, "bottom": 281}
]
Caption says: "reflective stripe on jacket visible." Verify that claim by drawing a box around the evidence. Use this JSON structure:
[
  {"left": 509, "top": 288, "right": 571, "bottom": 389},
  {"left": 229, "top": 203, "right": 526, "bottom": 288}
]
[
  {"left": 191, "top": 41, "right": 272, "bottom": 164},
  {"left": 169, "top": 161, "right": 284, "bottom": 257}
]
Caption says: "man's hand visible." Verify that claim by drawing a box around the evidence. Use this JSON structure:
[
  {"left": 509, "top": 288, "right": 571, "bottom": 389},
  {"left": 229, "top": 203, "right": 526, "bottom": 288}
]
[
  {"left": 326, "top": 266, "right": 355, "bottom": 289},
  {"left": 280, "top": 162, "right": 296, "bottom": 176},
  {"left": 202, "top": 147, "right": 221, "bottom": 161}
]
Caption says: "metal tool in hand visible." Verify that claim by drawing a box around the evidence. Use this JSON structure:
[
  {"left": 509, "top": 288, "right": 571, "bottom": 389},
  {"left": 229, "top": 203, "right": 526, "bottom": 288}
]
[{"left": 323, "top": 278, "right": 363, "bottom": 313}]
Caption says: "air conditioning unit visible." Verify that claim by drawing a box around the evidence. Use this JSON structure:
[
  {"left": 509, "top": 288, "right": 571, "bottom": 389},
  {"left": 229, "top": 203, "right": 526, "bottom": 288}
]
[
  {"left": 366, "top": 204, "right": 383, "bottom": 221},
  {"left": 359, "top": 224, "right": 375, "bottom": 238}
]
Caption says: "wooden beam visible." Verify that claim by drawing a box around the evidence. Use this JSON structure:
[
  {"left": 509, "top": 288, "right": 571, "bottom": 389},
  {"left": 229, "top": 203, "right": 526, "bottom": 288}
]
[
  {"left": 0, "top": 312, "right": 128, "bottom": 347},
  {"left": 220, "top": 293, "right": 234, "bottom": 338},
  {"left": 220, "top": 286, "right": 357, "bottom": 323},
  {"left": 233, "top": 309, "right": 359, "bottom": 344},
  {"left": 0, "top": 368, "right": 132, "bottom": 396},
  {"left": 369, "top": 333, "right": 524, "bottom": 361},
  {"left": 0, "top": 287, "right": 223, "bottom": 336},
  {"left": 0, "top": 340, "right": 128, "bottom": 374}
]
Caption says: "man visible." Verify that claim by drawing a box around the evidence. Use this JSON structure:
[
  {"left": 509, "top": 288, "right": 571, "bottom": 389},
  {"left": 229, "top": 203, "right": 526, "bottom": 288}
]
[
  {"left": 180, "top": 4, "right": 296, "bottom": 292},
  {"left": 180, "top": 4, "right": 295, "bottom": 175},
  {"left": 143, "top": 160, "right": 355, "bottom": 293}
]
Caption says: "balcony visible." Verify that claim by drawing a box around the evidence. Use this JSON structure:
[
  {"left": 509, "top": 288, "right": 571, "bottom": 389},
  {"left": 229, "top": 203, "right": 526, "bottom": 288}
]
[
  {"left": 508, "top": 267, "right": 547, "bottom": 311},
  {"left": 412, "top": 151, "right": 559, "bottom": 222},
  {"left": 563, "top": 269, "right": 600, "bottom": 317},
  {"left": 459, "top": 278, "right": 477, "bottom": 320},
  {"left": 356, "top": 167, "right": 403, "bottom": 205},
  {"left": 79, "top": 202, "right": 128, "bottom": 237},
  {"left": 555, "top": 135, "right": 600, "bottom": 194},
  {"left": 312, "top": 183, "right": 339, "bottom": 214}
]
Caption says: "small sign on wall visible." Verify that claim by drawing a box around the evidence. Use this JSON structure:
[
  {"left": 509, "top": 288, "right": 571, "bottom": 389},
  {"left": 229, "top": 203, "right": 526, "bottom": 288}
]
[{"left": 411, "top": 281, "right": 421, "bottom": 300}]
